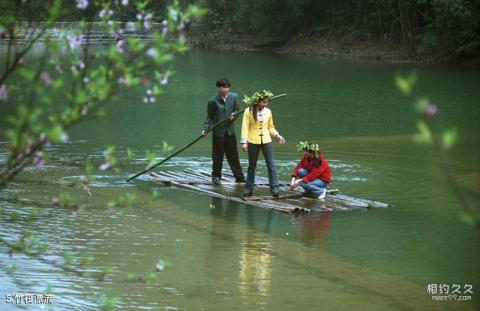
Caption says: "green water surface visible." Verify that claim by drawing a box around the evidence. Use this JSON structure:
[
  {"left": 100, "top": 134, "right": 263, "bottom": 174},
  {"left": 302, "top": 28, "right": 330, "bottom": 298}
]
[{"left": 1, "top": 50, "right": 479, "bottom": 310}]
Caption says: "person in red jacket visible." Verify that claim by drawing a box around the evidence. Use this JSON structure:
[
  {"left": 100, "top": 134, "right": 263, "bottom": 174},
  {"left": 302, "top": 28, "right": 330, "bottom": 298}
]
[{"left": 289, "top": 141, "right": 331, "bottom": 199}]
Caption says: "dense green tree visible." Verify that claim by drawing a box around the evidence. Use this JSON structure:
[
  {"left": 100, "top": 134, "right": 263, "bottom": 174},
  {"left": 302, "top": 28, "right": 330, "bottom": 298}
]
[{"left": 199, "top": 0, "right": 480, "bottom": 60}]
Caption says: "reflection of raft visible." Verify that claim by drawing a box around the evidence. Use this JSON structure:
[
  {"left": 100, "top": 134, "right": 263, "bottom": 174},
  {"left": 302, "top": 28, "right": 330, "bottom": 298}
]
[{"left": 149, "top": 169, "right": 389, "bottom": 213}]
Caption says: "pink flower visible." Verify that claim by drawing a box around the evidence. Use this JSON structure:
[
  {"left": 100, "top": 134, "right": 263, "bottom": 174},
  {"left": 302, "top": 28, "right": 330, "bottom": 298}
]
[
  {"left": 144, "top": 14, "right": 153, "bottom": 29},
  {"left": 116, "top": 40, "right": 125, "bottom": 53},
  {"left": 99, "top": 9, "right": 113, "bottom": 19},
  {"left": 99, "top": 9, "right": 106, "bottom": 18},
  {"left": 136, "top": 12, "right": 145, "bottom": 21},
  {"left": 71, "top": 60, "right": 85, "bottom": 74},
  {"left": 126, "top": 22, "right": 136, "bottom": 32},
  {"left": 0, "top": 84, "right": 8, "bottom": 100},
  {"left": 55, "top": 64, "right": 64, "bottom": 74},
  {"left": 112, "top": 28, "right": 124, "bottom": 39},
  {"left": 33, "top": 152, "right": 44, "bottom": 168},
  {"left": 80, "top": 176, "right": 90, "bottom": 191},
  {"left": 40, "top": 72, "right": 52, "bottom": 87},
  {"left": 99, "top": 162, "right": 111, "bottom": 171},
  {"left": 48, "top": 255, "right": 59, "bottom": 264},
  {"left": 39, "top": 132, "right": 51, "bottom": 147},
  {"left": 117, "top": 76, "right": 127, "bottom": 85},
  {"left": 76, "top": 0, "right": 88, "bottom": 10},
  {"left": 81, "top": 105, "right": 89, "bottom": 116},
  {"left": 425, "top": 104, "right": 437, "bottom": 120},
  {"left": 60, "top": 132, "right": 69, "bottom": 143},
  {"left": 146, "top": 48, "right": 157, "bottom": 57},
  {"left": 52, "top": 197, "right": 60, "bottom": 207},
  {"left": 67, "top": 34, "right": 85, "bottom": 50}
]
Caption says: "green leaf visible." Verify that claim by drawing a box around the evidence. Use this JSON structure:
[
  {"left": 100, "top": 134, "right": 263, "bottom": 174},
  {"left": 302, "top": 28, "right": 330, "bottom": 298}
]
[
  {"left": 80, "top": 256, "right": 94, "bottom": 266},
  {"left": 413, "top": 120, "right": 433, "bottom": 144},
  {"left": 10, "top": 212, "right": 19, "bottom": 222},
  {"left": 52, "top": 77, "right": 64, "bottom": 91},
  {"left": 18, "top": 68, "right": 36, "bottom": 82},
  {"left": 100, "top": 296, "right": 119, "bottom": 311},
  {"left": 458, "top": 212, "right": 476, "bottom": 227},
  {"left": 395, "top": 74, "right": 416, "bottom": 96},
  {"left": 441, "top": 128, "right": 458, "bottom": 150},
  {"left": 188, "top": 6, "right": 208, "bottom": 18},
  {"left": 107, "top": 45, "right": 121, "bottom": 63},
  {"left": 414, "top": 97, "right": 429, "bottom": 113},
  {"left": 125, "top": 272, "right": 136, "bottom": 280},
  {"left": 44, "top": 285, "right": 54, "bottom": 295},
  {"left": 101, "top": 266, "right": 115, "bottom": 275},
  {"left": 46, "top": 0, "right": 62, "bottom": 26},
  {"left": 145, "top": 271, "right": 157, "bottom": 282},
  {"left": 162, "top": 141, "right": 174, "bottom": 153},
  {"left": 46, "top": 125, "right": 64, "bottom": 142},
  {"left": 63, "top": 251, "right": 74, "bottom": 265},
  {"left": 26, "top": 208, "right": 39, "bottom": 222}
]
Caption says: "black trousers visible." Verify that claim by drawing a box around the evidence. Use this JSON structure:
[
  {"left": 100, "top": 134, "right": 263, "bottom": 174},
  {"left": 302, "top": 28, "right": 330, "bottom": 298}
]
[{"left": 212, "top": 134, "right": 244, "bottom": 180}]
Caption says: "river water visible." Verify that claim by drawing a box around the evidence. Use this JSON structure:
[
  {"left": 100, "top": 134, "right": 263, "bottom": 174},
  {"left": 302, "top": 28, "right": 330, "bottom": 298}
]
[{"left": 1, "top": 50, "right": 479, "bottom": 310}]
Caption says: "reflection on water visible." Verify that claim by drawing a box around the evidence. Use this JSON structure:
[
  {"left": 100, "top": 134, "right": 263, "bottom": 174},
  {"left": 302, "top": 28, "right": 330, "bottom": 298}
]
[
  {"left": 292, "top": 211, "right": 331, "bottom": 248},
  {"left": 238, "top": 231, "right": 272, "bottom": 300},
  {"left": 238, "top": 208, "right": 275, "bottom": 302}
]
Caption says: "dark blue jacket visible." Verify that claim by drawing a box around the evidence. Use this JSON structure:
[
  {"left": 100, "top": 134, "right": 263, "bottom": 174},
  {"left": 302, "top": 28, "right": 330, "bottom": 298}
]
[{"left": 202, "top": 92, "right": 240, "bottom": 137}]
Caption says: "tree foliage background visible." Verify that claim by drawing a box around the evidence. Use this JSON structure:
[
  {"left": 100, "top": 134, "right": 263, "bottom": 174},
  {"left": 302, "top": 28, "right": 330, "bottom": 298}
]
[
  {"left": 200, "top": 0, "right": 480, "bottom": 60},
  {"left": 2, "top": 0, "right": 479, "bottom": 60}
]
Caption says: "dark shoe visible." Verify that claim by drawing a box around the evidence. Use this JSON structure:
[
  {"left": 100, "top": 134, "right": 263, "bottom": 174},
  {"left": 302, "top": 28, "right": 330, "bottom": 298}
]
[
  {"left": 212, "top": 177, "right": 221, "bottom": 186},
  {"left": 235, "top": 177, "right": 246, "bottom": 183},
  {"left": 272, "top": 191, "right": 280, "bottom": 198},
  {"left": 242, "top": 190, "right": 252, "bottom": 197}
]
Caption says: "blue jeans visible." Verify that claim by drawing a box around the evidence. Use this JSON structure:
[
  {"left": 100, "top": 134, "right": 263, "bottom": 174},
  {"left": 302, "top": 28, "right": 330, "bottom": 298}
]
[
  {"left": 245, "top": 142, "right": 279, "bottom": 193},
  {"left": 298, "top": 168, "right": 327, "bottom": 197}
]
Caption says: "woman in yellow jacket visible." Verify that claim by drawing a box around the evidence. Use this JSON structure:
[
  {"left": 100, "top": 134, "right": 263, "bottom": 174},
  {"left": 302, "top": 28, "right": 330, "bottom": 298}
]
[{"left": 240, "top": 90, "right": 285, "bottom": 197}]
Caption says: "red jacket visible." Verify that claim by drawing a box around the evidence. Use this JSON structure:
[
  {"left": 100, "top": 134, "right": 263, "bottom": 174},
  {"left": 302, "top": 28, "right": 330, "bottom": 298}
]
[{"left": 292, "top": 153, "right": 331, "bottom": 183}]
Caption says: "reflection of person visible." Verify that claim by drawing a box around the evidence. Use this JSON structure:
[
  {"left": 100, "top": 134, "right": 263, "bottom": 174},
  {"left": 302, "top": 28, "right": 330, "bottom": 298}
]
[
  {"left": 290, "top": 141, "right": 331, "bottom": 199},
  {"left": 239, "top": 207, "right": 273, "bottom": 299},
  {"left": 297, "top": 211, "right": 331, "bottom": 247},
  {"left": 205, "top": 197, "right": 239, "bottom": 293},
  {"left": 201, "top": 78, "right": 245, "bottom": 186},
  {"left": 240, "top": 90, "right": 285, "bottom": 197}
]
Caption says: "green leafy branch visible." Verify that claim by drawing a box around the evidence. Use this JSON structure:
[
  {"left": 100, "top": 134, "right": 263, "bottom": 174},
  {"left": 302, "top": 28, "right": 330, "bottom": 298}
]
[{"left": 396, "top": 73, "right": 478, "bottom": 227}]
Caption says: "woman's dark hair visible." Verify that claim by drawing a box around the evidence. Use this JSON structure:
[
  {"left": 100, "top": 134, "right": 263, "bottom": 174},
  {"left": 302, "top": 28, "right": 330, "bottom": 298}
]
[
  {"left": 249, "top": 96, "right": 268, "bottom": 121},
  {"left": 250, "top": 105, "right": 258, "bottom": 121},
  {"left": 216, "top": 78, "right": 231, "bottom": 88},
  {"left": 304, "top": 149, "right": 322, "bottom": 167},
  {"left": 312, "top": 157, "right": 321, "bottom": 167}
]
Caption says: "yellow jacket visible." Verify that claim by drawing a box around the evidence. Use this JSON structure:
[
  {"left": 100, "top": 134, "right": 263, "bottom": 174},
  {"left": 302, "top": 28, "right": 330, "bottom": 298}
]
[{"left": 240, "top": 107, "right": 279, "bottom": 144}]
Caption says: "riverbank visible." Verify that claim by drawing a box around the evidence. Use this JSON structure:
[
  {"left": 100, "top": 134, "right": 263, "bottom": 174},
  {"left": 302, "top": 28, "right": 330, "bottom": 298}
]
[{"left": 188, "top": 27, "right": 480, "bottom": 66}]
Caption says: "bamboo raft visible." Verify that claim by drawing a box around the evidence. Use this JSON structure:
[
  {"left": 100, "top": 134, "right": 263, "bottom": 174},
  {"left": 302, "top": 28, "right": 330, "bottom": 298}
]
[{"left": 149, "top": 169, "right": 389, "bottom": 213}]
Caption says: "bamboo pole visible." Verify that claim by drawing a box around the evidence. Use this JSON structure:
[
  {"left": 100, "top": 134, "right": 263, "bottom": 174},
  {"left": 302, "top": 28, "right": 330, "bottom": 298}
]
[{"left": 126, "top": 94, "right": 287, "bottom": 182}]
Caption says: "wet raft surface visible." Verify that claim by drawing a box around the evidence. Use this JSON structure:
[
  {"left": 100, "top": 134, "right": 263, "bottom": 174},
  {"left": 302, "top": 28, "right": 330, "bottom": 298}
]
[{"left": 149, "top": 169, "right": 389, "bottom": 213}]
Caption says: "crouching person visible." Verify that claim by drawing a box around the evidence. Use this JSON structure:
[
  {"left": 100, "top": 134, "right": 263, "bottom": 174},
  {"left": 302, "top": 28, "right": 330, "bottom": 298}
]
[{"left": 290, "top": 142, "right": 331, "bottom": 199}]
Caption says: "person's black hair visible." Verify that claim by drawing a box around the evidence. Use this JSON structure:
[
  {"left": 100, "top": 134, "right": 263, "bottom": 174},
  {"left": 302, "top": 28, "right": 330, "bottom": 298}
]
[
  {"left": 216, "top": 78, "right": 231, "bottom": 88},
  {"left": 249, "top": 95, "right": 269, "bottom": 121},
  {"left": 313, "top": 157, "right": 321, "bottom": 167},
  {"left": 250, "top": 105, "right": 258, "bottom": 121}
]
